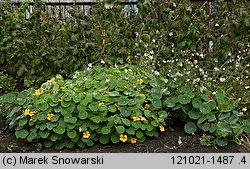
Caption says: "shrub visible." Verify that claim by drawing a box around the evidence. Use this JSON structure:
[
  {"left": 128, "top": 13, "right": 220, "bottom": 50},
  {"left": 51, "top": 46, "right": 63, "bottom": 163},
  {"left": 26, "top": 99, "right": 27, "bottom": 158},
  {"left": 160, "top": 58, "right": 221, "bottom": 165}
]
[{"left": 1, "top": 65, "right": 169, "bottom": 149}]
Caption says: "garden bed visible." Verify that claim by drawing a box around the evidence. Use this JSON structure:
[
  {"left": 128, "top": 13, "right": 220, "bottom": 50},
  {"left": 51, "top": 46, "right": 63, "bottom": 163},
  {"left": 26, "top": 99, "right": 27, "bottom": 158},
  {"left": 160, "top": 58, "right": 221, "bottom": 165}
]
[{"left": 0, "top": 116, "right": 248, "bottom": 153}]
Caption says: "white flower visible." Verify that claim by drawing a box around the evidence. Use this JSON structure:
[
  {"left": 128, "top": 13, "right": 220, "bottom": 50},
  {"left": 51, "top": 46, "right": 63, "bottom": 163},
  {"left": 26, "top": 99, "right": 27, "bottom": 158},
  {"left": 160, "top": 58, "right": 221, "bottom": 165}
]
[
  {"left": 163, "top": 60, "right": 166, "bottom": 63},
  {"left": 242, "top": 107, "right": 247, "bottom": 112},
  {"left": 173, "top": 3, "right": 176, "bottom": 7},
  {"left": 212, "top": 91, "right": 217, "bottom": 95},
  {"left": 154, "top": 71, "right": 160, "bottom": 76},
  {"left": 245, "top": 86, "right": 250, "bottom": 89},
  {"left": 215, "top": 23, "right": 219, "bottom": 27},
  {"left": 219, "top": 77, "right": 226, "bottom": 82},
  {"left": 178, "top": 136, "right": 182, "bottom": 145},
  {"left": 152, "top": 39, "right": 156, "bottom": 43},
  {"left": 135, "top": 32, "right": 139, "bottom": 37},
  {"left": 214, "top": 67, "right": 220, "bottom": 71},
  {"left": 169, "top": 32, "right": 173, "bottom": 36},
  {"left": 100, "top": 59, "right": 105, "bottom": 64},
  {"left": 135, "top": 43, "right": 138, "bottom": 46},
  {"left": 88, "top": 63, "right": 92, "bottom": 68},
  {"left": 79, "top": 127, "right": 83, "bottom": 132},
  {"left": 105, "top": 79, "right": 110, "bottom": 83}
]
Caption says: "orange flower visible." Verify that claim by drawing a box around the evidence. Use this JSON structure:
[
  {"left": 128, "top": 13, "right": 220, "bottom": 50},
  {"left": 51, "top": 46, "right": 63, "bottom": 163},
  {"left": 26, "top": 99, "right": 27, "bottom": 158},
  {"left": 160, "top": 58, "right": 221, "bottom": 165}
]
[
  {"left": 24, "top": 109, "right": 30, "bottom": 116},
  {"left": 29, "top": 118, "right": 33, "bottom": 122},
  {"left": 59, "top": 98, "right": 64, "bottom": 102},
  {"left": 120, "top": 134, "right": 127, "bottom": 142},
  {"left": 159, "top": 125, "right": 165, "bottom": 132},
  {"left": 140, "top": 116, "right": 146, "bottom": 121},
  {"left": 34, "top": 89, "right": 40, "bottom": 96},
  {"left": 137, "top": 89, "right": 142, "bottom": 92},
  {"left": 114, "top": 102, "right": 119, "bottom": 107},
  {"left": 144, "top": 104, "right": 150, "bottom": 110},
  {"left": 133, "top": 116, "right": 140, "bottom": 121},
  {"left": 131, "top": 138, "right": 137, "bottom": 144},
  {"left": 29, "top": 112, "right": 35, "bottom": 117},
  {"left": 98, "top": 101, "right": 105, "bottom": 106},
  {"left": 47, "top": 113, "right": 55, "bottom": 121},
  {"left": 83, "top": 131, "right": 91, "bottom": 138},
  {"left": 138, "top": 79, "right": 144, "bottom": 84}
]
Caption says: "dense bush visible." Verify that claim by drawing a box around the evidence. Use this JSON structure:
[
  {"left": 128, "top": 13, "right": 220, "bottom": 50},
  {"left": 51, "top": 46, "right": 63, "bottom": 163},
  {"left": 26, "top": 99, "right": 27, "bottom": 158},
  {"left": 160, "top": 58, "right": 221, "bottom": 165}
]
[{"left": 0, "top": 65, "right": 249, "bottom": 149}]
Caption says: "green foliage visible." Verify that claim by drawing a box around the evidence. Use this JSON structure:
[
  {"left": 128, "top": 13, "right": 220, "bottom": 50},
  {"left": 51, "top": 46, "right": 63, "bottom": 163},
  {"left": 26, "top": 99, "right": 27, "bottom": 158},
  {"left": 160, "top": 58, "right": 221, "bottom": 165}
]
[{"left": 1, "top": 65, "right": 168, "bottom": 149}]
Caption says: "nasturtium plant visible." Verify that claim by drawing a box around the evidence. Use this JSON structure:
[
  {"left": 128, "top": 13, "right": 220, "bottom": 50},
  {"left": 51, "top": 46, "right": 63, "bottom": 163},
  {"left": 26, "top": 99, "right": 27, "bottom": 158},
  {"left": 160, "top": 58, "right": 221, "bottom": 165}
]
[{"left": 2, "top": 65, "right": 169, "bottom": 149}]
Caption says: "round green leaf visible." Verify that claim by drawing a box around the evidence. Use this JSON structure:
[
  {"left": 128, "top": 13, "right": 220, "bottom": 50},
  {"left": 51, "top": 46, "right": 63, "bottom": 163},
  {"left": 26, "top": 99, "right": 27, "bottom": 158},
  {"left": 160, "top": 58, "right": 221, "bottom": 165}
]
[
  {"left": 122, "top": 119, "right": 131, "bottom": 126},
  {"left": 184, "top": 122, "right": 197, "bottom": 134},
  {"left": 99, "top": 135, "right": 109, "bottom": 144},
  {"left": 118, "top": 96, "right": 130, "bottom": 106},
  {"left": 79, "top": 111, "right": 88, "bottom": 119},
  {"left": 53, "top": 125, "right": 65, "bottom": 134},
  {"left": 3, "top": 93, "right": 16, "bottom": 104},
  {"left": 199, "top": 103, "right": 211, "bottom": 114},
  {"left": 136, "top": 130, "right": 144, "bottom": 139},
  {"left": 88, "top": 102, "right": 99, "bottom": 111},
  {"left": 61, "top": 101, "right": 71, "bottom": 108},
  {"left": 118, "top": 107, "right": 131, "bottom": 117},
  {"left": 164, "top": 97, "right": 177, "bottom": 108},
  {"left": 50, "top": 133, "right": 58, "bottom": 142},
  {"left": 188, "top": 109, "right": 201, "bottom": 120},
  {"left": 27, "top": 132, "right": 37, "bottom": 142},
  {"left": 192, "top": 97, "right": 202, "bottom": 109},
  {"left": 38, "top": 102, "right": 49, "bottom": 111},
  {"left": 37, "top": 112, "right": 47, "bottom": 121},
  {"left": 111, "top": 134, "right": 120, "bottom": 143},
  {"left": 152, "top": 98, "right": 162, "bottom": 108},
  {"left": 101, "top": 126, "right": 111, "bottom": 135},
  {"left": 15, "top": 129, "right": 29, "bottom": 138},
  {"left": 116, "top": 126, "right": 125, "bottom": 134},
  {"left": 108, "top": 91, "right": 120, "bottom": 97},
  {"left": 178, "top": 94, "right": 191, "bottom": 104},
  {"left": 46, "top": 122, "right": 57, "bottom": 130},
  {"left": 18, "top": 118, "right": 28, "bottom": 126},
  {"left": 126, "top": 127, "right": 135, "bottom": 135},
  {"left": 51, "top": 114, "right": 60, "bottom": 122},
  {"left": 67, "top": 130, "right": 77, "bottom": 139},
  {"left": 39, "top": 130, "right": 50, "bottom": 138},
  {"left": 215, "top": 138, "right": 228, "bottom": 147},
  {"left": 108, "top": 105, "right": 117, "bottom": 113}
]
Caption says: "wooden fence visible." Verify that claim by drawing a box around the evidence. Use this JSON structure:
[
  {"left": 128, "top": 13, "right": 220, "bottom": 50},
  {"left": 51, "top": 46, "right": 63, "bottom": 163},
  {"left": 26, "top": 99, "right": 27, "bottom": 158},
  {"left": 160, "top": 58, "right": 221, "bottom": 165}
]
[{"left": 0, "top": 0, "right": 249, "bottom": 20}]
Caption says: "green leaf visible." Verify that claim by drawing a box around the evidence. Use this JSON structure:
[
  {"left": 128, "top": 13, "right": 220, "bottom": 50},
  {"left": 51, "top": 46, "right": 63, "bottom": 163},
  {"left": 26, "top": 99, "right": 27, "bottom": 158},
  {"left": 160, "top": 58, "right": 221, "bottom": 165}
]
[
  {"left": 91, "top": 116, "right": 101, "bottom": 123},
  {"left": 39, "top": 130, "right": 50, "bottom": 138},
  {"left": 18, "top": 118, "right": 28, "bottom": 126},
  {"left": 118, "top": 107, "right": 131, "bottom": 117},
  {"left": 53, "top": 125, "right": 65, "bottom": 134},
  {"left": 228, "top": 114, "right": 239, "bottom": 124},
  {"left": 142, "top": 33, "right": 150, "bottom": 42},
  {"left": 151, "top": 86, "right": 162, "bottom": 99},
  {"left": 15, "top": 129, "right": 29, "bottom": 138},
  {"left": 88, "top": 102, "right": 99, "bottom": 111},
  {"left": 35, "top": 143, "right": 43, "bottom": 151},
  {"left": 99, "top": 135, "right": 109, "bottom": 144},
  {"left": 152, "top": 97, "right": 162, "bottom": 108},
  {"left": 9, "top": 106, "right": 21, "bottom": 117},
  {"left": 67, "top": 130, "right": 77, "bottom": 139},
  {"left": 122, "top": 119, "right": 131, "bottom": 126},
  {"left": 126, "top": 127, "right": 135, "bottom": 135},
  {"left": 188, "top": 109, "right": 201, "bottom": 120},
  {"left": 136, "top": 130, "right": 144, "bottom": 139},
  {"left": 101, "top": 126, "right": 111, "bottom": 135},
  {"left": 61, "top": 101, "right": 71, "bottom": 108},
  {"left": 66, "top": 140, "right": 75, "bottom": 148},
  {"left": 51, "top": 114, "right": 60, "bottom": 122},
  {"left": 184, "top": 122, "right": 197, "bottom": 134},
  {"left": 199, "top": 103, "right": 211, "bottom": 114},
  {"left": 3, "top": 93, "right": 16, "bottom": 104},
  {"left": 108, "top": 105, "right": 117, "bottom": 113},
  {"left": 79, "top": 111, "right": 88, "bottom": 119},
  {"left": 215, "top": 138, "right": 228, "bottom": 147},
  {"left": 178, "top": 94, "right": 191, "bottom": 104},
  {"left": 38, "top": 102, "right": 49, "bottom": 111},
  {"left": 164, "top": 97, "right": 177, "bottom": 108},
  {"left": 111, "top": 134, "right": 120, "bottom": 143},
  {"left": 108, "top": 91, "right": 120, "bottom": 97},
  {"left": 192, "top": 97, "right": 202, "bottom": 109},
  {"left": 27, "top": 132, "right": 37, "bottom": 142},
  {"left": 46, "top": 122, "right": 56, "bottom": 130},
  {"left": 50, "top": 133, "right": 58, "bottom": 142},
  {"left": 118, "top": 96, "right": 130, "bottom": 106},
  {"left": 73, "top": 94, "right": 81, "bottom": 103},
  {"left": 37, "top": 112, "right": 47, "bottom": 121},
  {"left": 116, "top": 126, "right": 125, "bottom": 134}
]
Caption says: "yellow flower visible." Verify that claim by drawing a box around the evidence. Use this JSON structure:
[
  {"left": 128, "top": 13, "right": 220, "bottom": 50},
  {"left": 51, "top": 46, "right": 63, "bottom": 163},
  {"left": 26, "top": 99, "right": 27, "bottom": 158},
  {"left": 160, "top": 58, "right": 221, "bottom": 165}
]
[
  {"left": 159, "top": 125, "right": 165, "bottom": 132},
  {"left": 29, "top": 118, "right": 33, "bottom": 122},
  {"left": 140, "top": 116, "right": 146, "bottom": 121},
  {"left": 29, "top": 112, "right": 35, "bottom": 117},
  {"left": 133, "top": 116, "right": 140, "bottom": 121},
  {"left": 141, "top": 70, "right": 146, "bottom": 74},
  {"left": 131, "top": 138, "right": 137, "bottom": 144},
  {"left": 138, "top": 79, "right": 144, "bottom": 84},
  {"left": 47, "top": 113, "right": 55, "bottom": 121},
  {"left": 120, "top": 134, "right": 127, "bottom": 142},
  {"left": 83, "top": 92, "right": 86, "bottom": 95},
  {"left": 59, "top": 98, "right": 64, "bottom": 102},
  {"left": 60, "top": 87, "right": 65, "bottom": 90},
  {"left": 98, "top": 101, "right": 105, "bottom": 106},
  {"left": 83, "top": 131, "right": 91, "bottom": 138},
  {"left": 114, "top": 102, "right": 119, "bottom": 107},
  {"left": 144, "top": 104, "right": 150, "bottom": 110},
  {"left": 34, "top": 89, "right": 40, "bottom": 96},
  {"left": 24, "top": 109, "right": 30, "bottom": 116}
]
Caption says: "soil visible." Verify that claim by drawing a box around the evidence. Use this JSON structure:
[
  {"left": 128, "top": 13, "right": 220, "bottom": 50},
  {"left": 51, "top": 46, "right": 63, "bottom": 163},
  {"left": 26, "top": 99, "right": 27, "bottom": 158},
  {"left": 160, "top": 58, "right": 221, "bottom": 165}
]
[{"left": 0, "top": 116, "right": 249, "bottom": 153}]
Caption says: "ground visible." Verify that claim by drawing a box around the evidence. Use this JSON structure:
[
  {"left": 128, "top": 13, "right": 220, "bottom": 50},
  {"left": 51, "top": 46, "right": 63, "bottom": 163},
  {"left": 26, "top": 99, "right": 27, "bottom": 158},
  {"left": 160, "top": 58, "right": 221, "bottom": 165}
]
[{"left": 0, "top": 116, "right": 249, "bottom": 153}]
